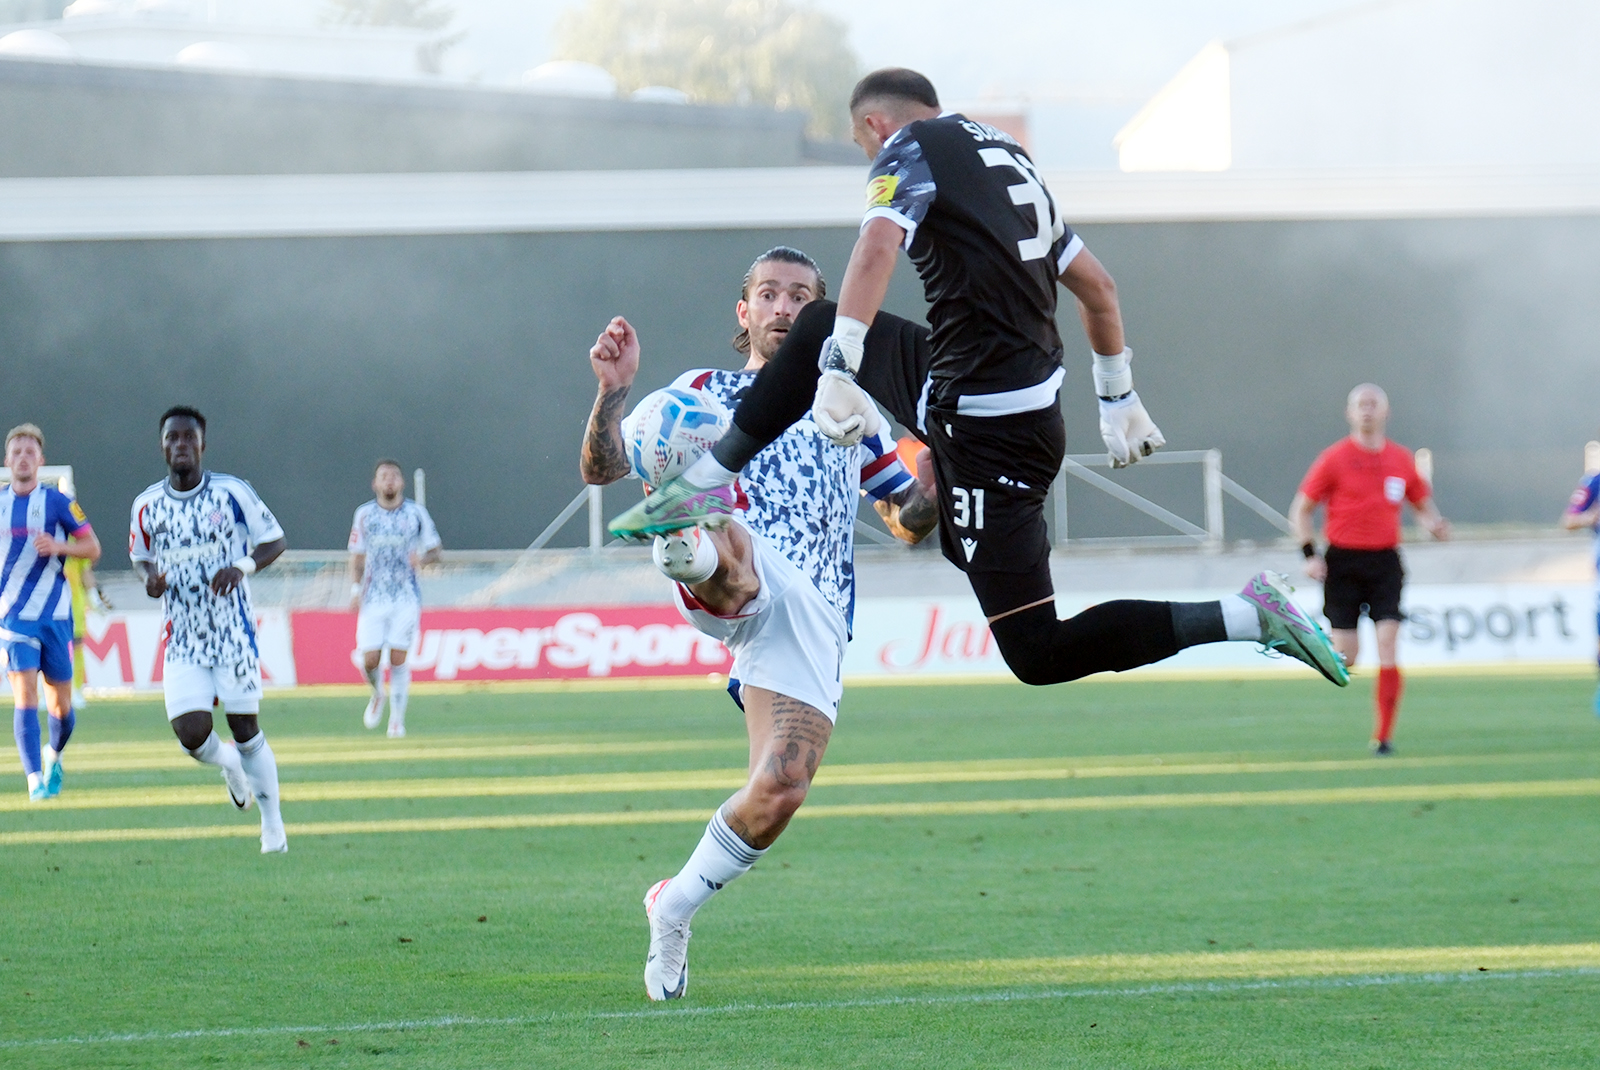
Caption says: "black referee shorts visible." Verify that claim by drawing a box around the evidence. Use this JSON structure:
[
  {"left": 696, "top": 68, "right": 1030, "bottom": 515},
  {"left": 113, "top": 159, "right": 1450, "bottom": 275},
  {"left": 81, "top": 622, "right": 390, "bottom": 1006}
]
[{"left": 1322, "top": 546, "right": 1405, "bottom": 630}]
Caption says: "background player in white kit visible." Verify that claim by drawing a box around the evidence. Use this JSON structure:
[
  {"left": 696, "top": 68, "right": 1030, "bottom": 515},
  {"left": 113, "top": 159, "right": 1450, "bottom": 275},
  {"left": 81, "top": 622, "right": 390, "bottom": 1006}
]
[
  {"left": 581, "top": 246, "right": 936, "bottom": 1000},
  {"left": 348, "top": 460, "right": 441, "bottom": 738},
  {"left": 130, "top": 407, "right": 290, "bottom": 853}
]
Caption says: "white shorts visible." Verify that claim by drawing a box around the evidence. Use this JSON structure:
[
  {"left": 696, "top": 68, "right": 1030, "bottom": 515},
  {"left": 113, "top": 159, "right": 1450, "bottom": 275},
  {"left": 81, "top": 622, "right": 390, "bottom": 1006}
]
[
  {"left": 164, "top": 659, "right": 262, "bottom": 720},
  {"left": 356, "top": 600, "right": 422, "bottom": 653},
  {"left": 673, "top": 527, "right": 848, "bottom": 721}
]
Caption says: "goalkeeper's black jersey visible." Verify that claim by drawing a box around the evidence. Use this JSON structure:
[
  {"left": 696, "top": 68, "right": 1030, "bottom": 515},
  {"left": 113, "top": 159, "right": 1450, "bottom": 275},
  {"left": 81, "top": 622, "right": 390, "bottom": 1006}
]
[{"left": 863, "top": 113, "right": 1083, "bottom": 412}]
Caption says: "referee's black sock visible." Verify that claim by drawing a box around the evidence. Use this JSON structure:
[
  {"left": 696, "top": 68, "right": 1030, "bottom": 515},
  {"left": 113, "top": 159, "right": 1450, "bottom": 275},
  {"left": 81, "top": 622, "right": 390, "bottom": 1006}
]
[{"left": 710, "top": 300, "right": 836, "bottom": 473}]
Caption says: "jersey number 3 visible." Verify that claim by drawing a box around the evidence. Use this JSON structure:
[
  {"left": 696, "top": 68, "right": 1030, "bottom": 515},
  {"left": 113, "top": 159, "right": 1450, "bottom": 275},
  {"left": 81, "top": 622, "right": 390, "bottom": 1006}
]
[
  {"left": 951, "top": 487, "right": 985, "bottom": 530},
  {"left": 978, "top": 147, "right": 1060, "bottom": 263}
]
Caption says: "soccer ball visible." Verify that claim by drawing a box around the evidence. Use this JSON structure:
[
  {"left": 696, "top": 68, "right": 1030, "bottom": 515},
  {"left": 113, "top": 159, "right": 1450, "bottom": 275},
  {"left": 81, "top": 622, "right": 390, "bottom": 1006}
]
[{"left": 620, "top": 386, "right": 731, "bottom": 486}]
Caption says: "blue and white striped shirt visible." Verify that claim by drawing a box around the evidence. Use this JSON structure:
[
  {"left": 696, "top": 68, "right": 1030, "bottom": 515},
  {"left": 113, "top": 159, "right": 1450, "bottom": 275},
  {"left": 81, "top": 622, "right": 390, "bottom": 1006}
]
[{"left": 0, "top": 486, "right": 92, "bottom": 624}]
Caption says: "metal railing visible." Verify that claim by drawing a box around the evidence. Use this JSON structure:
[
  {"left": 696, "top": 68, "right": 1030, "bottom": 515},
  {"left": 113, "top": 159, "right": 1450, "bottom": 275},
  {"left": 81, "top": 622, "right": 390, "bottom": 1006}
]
[
  {"left": 1054, "top": 449, "right": 1292, "bottom": 550},
  {"left": 527, "top": 449, "right": 1293, "bottom": 555}
]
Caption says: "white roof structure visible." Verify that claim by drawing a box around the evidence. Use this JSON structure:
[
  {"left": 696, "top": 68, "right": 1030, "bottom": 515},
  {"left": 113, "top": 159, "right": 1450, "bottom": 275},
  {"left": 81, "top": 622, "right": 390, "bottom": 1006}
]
[
  {"left": 3, "top": 166, "right": 1599, "bottom": 242},
  {"left": 1115, "top": 0, "right": 1600, "bottom": 172}
]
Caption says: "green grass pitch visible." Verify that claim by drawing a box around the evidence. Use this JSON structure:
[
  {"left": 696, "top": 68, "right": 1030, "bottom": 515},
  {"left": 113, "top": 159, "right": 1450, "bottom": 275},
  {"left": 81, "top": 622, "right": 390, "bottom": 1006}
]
[{"left": 3, "top": 672, "right": 1600, "bottom": 1068}]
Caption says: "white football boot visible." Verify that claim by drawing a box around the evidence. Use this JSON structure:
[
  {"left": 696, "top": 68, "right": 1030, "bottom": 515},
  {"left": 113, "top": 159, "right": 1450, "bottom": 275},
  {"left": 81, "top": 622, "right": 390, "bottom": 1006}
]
[
  {"left": 642, "top": 879, "right": 690, "bottom": 1001},
  {"left": 386, "top": 716, "right": 406, "bottom": 739}
]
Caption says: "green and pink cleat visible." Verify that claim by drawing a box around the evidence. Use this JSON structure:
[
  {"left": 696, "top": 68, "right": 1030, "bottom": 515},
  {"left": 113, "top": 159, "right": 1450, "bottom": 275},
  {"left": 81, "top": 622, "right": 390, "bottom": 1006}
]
[
  {"left": 1240, "top": 571, "right": 1349, "bottom": 686},
  {"left": 608, "top": 476, "right": 749, "bottom": 542}
]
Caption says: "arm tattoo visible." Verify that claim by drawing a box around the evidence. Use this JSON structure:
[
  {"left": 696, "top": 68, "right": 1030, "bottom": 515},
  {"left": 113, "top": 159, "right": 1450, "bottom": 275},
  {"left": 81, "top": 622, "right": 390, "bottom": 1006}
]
[
  {"left": 763, "top": 695, "right": 831, "bottom": 789},
  {"left": 580, "top": 385, "right": 631, "bottom": 484}
]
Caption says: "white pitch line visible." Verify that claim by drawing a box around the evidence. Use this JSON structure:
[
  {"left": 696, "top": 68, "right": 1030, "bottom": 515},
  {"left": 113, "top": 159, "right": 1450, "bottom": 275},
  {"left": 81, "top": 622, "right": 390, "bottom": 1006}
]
[{"left": 2, "top": 967, "right": 1595, "bottom": 1050}]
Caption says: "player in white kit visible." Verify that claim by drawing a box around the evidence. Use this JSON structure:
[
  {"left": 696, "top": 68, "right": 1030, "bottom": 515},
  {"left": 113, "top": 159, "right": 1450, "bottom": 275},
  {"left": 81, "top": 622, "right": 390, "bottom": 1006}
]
[
  {"left": 348, "top": 460, "right": 441, "bottom": 738},
  {"left": 581, "top": 246, "right": 937, "bottom": 1000},
  {"left": 130, "top": 407, "right": 290, "bottom": 854}
]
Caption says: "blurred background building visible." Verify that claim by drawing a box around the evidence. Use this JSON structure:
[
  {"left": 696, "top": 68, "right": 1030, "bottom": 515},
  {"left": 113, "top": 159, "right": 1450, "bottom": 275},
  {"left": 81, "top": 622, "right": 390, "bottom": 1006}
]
[{"left": 0, "top": 0, "right": 1596, "bottom": 549}]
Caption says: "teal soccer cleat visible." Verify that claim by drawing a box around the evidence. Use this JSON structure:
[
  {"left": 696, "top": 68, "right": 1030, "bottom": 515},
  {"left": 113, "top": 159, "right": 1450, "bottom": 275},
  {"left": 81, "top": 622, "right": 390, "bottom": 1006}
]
[
  {"left": 1238, "top": 571, "right": 1350, "bottom": 687},
  {"left": 43, "top": 757, "right": 62, "bottom": 798},
  {"left": 607, "top": 476, "right": 748, "bottom": 541}
]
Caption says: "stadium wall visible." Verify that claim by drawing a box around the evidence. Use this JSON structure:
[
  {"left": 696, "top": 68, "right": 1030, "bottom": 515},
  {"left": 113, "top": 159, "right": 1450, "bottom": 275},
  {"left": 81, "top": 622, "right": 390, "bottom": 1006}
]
[{"left": 2, "top": 206, "right": 1596, "bottom": 549}]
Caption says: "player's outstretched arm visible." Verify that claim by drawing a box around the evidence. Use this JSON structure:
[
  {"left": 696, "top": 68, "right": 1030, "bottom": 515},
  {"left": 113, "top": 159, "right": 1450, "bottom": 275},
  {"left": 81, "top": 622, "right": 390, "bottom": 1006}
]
[
  {"left": 813, "top": 218, "right": 905, "bottom": 446},
  {"left": 1061, "top": 247, "right": 1164, "bottom": 468},
  {"left": 582, "top": 315, "right": 640, "bottom": 485},
  {"left": 1059, "top": 247, "right": 1124, "bottom": 356}
]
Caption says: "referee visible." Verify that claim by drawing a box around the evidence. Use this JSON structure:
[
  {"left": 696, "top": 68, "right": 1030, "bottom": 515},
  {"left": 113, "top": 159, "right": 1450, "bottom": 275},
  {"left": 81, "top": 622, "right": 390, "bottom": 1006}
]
[{"left": 1290, "top": 384, "right": 1450, "bottom": 753}]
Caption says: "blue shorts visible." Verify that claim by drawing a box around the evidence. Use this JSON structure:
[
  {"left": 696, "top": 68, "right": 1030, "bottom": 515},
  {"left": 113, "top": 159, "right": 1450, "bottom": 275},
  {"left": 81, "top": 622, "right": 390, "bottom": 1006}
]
[{"left": 0, "top": 618, "right": 75, "bottom": 683}]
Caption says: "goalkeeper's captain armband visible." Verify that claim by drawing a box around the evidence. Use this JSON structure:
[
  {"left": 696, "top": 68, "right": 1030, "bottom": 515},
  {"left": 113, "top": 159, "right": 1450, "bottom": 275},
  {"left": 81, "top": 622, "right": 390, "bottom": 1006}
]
[{"left": 1092, "top": 347, "right": 1134, "bottom": 400}]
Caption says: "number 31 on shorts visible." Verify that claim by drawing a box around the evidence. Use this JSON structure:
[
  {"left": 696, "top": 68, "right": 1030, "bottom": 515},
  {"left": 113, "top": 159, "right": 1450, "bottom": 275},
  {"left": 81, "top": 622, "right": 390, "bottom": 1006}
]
[{"left": 951, "top": 487, "right": 985, "bottom": 529}]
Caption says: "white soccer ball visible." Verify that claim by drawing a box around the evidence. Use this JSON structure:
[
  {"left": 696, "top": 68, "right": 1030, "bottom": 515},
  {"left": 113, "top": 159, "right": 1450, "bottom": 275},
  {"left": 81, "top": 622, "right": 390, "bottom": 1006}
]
[{"left": 620, "top": 386, "right": 731, "bottom": 486}]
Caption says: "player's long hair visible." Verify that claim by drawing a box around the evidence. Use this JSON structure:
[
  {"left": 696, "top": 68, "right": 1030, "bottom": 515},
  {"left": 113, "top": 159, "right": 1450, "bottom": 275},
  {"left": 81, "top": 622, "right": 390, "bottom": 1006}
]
[{"left": 732, "top": 246, "right": 826, "bottom": 355}]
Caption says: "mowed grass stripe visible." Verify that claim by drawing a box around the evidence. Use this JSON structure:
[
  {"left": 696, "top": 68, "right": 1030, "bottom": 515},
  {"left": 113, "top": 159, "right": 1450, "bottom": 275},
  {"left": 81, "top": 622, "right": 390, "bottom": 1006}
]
[
  {"left": 7, "top": 778, "right": 1600, "bottom": 844},
  {"left": 58, "top": 737, "right": 746, "bottom": 772},
  {"left": 11, "top": 754, "right": 1591, "bottom": 812},
  {"left": 727, "top": 943, "right": 1600, "bottom": 985},
  {"left": 28, "top": 750, "right": 1588, "bottom": 802}
]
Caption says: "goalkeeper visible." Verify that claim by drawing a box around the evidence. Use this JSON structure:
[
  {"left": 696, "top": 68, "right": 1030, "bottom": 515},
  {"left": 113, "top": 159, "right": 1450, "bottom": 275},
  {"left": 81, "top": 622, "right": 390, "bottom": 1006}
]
[{"left": 611, "top": 68, "right": 1348, "bottom": 688}]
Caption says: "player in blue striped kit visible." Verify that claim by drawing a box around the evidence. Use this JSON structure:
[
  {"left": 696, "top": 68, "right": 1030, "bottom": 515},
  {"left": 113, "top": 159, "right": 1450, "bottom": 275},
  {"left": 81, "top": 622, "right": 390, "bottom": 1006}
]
[{"left": 2, "top": 424, "right": 101, "bottom": 801}]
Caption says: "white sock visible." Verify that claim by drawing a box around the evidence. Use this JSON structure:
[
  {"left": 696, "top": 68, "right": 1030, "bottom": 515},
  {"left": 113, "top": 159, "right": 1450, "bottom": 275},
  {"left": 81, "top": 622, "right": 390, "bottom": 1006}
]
[
  {"left": 655, "top": 809, "right": 764, "bottom": 923},
  {"left": 1221, "top": 594, "right": 1264, "bottom": 642},
  {"left": 681, "top": 452, "right": 739, "bottom": 490},
  {"left": 652, "top": 530, "right": 719, "bottom": 584},
  {"left": 188, "top": 730, "right": 246, "bottom": 780},
  {"left": 388, "top": 663, "right": 411, "bottom": 729},
  {"left": 236, "top": 733, "right": 282, "bottom": 826},
  {"left": 43, "top": 745, "right": 58, "bottom": 768}
]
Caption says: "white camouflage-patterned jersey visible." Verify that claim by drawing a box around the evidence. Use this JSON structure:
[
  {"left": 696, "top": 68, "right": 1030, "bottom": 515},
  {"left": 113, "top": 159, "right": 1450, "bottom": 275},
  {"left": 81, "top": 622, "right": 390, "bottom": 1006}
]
[
  {"left": 672, "top": 368, "right": 913, "bottom": 627},
  {"left": 349, "top": 498, "right": 441, "bottom": 605},
  {"left": 129, "top": 472, "right": 284, "bottom": 669}
]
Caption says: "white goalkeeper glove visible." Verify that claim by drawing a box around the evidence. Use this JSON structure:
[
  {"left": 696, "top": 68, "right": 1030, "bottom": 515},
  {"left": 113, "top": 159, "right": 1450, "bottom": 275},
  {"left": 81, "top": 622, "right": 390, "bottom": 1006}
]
[
  {"left": 813, "top": 371, "right": 883, "bottom": 447},
  {"left": 813, "top": 315, "right": 878, "bottom": 446},
  {"left": 1093, "top": 347, "right": 1165, "bottom": 468}
]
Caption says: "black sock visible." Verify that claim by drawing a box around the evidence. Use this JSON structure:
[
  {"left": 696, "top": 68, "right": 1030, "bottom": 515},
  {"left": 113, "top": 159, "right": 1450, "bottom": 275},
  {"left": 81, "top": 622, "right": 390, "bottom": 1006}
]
[{"left": 1169, "top": 601, "right": 1228, "bottom": 650}]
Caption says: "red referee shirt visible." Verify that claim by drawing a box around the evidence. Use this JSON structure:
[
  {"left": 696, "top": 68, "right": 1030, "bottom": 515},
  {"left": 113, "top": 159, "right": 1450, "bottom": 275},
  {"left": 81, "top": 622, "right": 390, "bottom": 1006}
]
[{"left": 1299, "top": 437, "right": 1429, "bottom": 551}]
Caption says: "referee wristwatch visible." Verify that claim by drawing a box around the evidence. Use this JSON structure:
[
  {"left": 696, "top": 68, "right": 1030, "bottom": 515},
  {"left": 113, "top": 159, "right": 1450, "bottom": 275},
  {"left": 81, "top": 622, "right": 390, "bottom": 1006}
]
[{"left": 1301, "top": 542, "right": 1318, "bottom": 559}]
